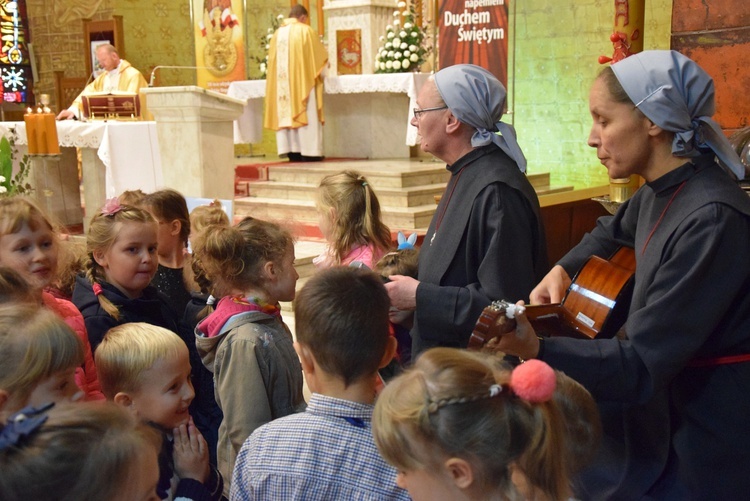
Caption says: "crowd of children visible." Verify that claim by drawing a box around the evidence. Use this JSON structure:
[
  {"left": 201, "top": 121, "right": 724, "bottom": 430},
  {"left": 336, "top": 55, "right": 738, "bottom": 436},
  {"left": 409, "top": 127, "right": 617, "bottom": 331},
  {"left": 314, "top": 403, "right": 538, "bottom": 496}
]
[{"left": 0, "top": 175, "right": 601, "bottom": 500}]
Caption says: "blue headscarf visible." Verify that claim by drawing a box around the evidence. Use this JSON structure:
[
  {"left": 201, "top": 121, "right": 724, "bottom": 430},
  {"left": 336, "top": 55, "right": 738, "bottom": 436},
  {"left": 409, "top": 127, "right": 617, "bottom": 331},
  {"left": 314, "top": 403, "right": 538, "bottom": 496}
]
[
  {"left": 611, "top": 50, "right": 744, "bottom": 180},
  {"left": 433, "top": 64, "right": 527, "bottom": 173}
]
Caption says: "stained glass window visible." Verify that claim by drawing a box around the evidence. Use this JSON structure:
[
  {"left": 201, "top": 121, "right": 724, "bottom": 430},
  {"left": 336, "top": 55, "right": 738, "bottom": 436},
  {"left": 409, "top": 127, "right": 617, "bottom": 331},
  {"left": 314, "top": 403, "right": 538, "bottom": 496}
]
[{"left": 0, "top": 0, "right": 32, "bottom": 104}]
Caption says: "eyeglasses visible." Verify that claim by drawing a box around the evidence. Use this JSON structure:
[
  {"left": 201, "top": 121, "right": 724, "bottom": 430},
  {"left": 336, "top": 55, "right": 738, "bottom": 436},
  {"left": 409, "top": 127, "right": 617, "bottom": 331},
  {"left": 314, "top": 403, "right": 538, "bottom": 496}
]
[{"left": 413, "top": 105, "right": 448, "bottom": 119}]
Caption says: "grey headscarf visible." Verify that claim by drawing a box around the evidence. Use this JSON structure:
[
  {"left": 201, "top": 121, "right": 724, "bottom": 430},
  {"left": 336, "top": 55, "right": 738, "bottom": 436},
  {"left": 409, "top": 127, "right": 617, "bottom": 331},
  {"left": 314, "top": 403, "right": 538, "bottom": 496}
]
[
  {"left": 433, "top": 64, "right": 527, "bottom": 173},
  {"left": 611, "top": 50, "right": 744, "bottom": 180}
]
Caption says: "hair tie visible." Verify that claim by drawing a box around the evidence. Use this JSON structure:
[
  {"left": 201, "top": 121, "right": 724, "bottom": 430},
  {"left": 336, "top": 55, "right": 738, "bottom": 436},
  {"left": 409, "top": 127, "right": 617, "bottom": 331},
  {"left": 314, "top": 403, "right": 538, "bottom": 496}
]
[
  {"left": 0, "top": 402, "right": 54, "bottom": 451},
  {"left": 206, "top": 294, "right": 216, "bottom": 306},
  {"left": 488, "top": 384, "right": 502, "bottom": 397},
  {"left": 92, "top": 283, "right": 103, "bottom": 296},
  {"left": 510, "top": 359, "right": 556, "bottom": 403},
  {"left": 362, "top": 181, "right": 368, "bottom": 187},
  {"left": 101, "top": 197, "right": 124, "bottom": 217}
]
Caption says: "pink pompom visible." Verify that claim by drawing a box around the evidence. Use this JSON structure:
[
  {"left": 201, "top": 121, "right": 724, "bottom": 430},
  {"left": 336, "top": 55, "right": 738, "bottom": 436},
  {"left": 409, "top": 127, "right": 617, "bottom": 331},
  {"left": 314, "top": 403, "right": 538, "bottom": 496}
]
[{"left": 510, "top": 359, "right": 556, "bottom": 403}]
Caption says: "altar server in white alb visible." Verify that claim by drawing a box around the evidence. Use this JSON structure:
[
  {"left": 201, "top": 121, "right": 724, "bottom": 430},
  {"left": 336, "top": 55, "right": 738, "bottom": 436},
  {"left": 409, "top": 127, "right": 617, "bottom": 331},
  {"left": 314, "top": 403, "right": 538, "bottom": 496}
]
[
  {"left": 56, "top": 44, "right": 148, "bottom": 121},
  {"left": 264, "top": 4, "right": 328, "bottom": 162}
]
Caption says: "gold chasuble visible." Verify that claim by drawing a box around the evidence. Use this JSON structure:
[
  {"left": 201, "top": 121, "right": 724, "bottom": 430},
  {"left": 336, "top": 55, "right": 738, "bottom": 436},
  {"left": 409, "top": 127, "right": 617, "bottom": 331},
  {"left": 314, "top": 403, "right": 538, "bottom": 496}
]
[
  {"left": 264, "top": 18, "right": 328, "bottom": 131},
  {"left": 71, "top": 60, "right": 150, "bottom": 119}
]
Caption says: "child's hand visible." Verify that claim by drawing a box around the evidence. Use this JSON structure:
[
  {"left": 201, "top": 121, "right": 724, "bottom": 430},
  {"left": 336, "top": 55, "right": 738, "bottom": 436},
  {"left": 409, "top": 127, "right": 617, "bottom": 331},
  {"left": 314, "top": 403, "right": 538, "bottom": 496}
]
[{"left": 173, "top": 416, "right": 210, "bottom": 484}]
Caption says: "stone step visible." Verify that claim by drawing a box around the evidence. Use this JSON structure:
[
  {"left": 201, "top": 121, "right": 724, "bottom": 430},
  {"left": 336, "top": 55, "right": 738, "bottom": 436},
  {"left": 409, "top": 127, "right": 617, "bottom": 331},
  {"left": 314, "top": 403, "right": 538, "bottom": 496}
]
[
  {"left": 235, "top": 197, "right": 436, "bottom": 231},
  {"left": 244, "top": 181, "right": 448, "bottom": 208},
  {"left": 265, "top": 160, "right": 450, "bottom": 188}
]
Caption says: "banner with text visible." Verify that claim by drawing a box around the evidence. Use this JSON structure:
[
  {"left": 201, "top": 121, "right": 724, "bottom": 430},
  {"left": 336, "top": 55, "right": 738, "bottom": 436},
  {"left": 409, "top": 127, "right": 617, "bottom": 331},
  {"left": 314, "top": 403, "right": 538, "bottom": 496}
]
[
  {"left": 439, "top": 0, "right": 509, "bottom": 86},
  {"left": 193, "top": 0, "right": 247, "bottom": 93}
]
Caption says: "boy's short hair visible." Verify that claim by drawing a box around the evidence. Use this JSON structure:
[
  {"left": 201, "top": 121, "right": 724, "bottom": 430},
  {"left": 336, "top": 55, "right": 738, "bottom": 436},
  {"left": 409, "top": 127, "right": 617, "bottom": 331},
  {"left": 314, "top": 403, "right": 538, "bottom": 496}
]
[
  {"left": 95, "top": 322, "right": 186, "bottom": 399},
  {"left": 294, "top": 267, "right": 390, "bottom": 386}
]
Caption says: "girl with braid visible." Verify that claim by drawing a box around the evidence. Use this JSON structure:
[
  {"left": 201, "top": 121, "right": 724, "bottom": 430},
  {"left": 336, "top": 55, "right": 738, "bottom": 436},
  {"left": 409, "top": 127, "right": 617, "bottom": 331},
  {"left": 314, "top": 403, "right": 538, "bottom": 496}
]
[
  {"left": 313, "top": 170, "right": 392, "bottom": 269},
  {"left": 72, "top": 197, "right": 179, "bottom": 352},
  {"left": 373, "top": 348, "right": 587, "bottom": 501}
]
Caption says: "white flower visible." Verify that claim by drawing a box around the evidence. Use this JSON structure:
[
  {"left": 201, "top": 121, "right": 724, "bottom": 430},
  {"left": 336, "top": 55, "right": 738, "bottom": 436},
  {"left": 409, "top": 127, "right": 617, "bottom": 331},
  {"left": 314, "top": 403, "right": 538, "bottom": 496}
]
[
  {"left": 277, "top": 14, "right": 285, "bottom": 19},
  {"left": 385, "top": 42, "right": 392, "bottom": 49},
  {"left": 393, "top": 37, "right": 401, "bottom": 45},
  {"left": 0, "top": 175, "right": 5, "bottom": 183},
  {"left": 394, "top": 19, "right": 400, "bottom": 25},
  {"left": 386, "top": 61, "right": 393, "bottom": 69},
  {"left": 411, "top": 32, "right": 418, "bottom": 37},
  {"left": 398, "top": 1, "right": 406, "bottom": 7},
  {"left": 410, "top": 53, "right": 419, "bottom": 62},
  {"left": 404, "top": 22, "right": 412, "bottom": 29},
  {"left": 400, "top": 31, "right": 407, "bottom": 38},
  {"left": 394, "top": 52, "right": 402, "bottom": 59},
  {"left": 267, "top": 28, "right": 273, "bottom": 34},
  {"left": 393, "top": 60, "right": 401, "bottom": 70},
  {"left": 379, "top": 35, "right": 385, "bottom": 42},
  {"left": 387, "top": 32, "right": 394, "bottom": 39},
  {"left": 409, "top": 44, "right": 418, "bottom": 52},
  {"left": 400, "top": 43, "right": 407, "bottom": 50},
  {"left": 404, "top": 50, "right": 411, "bottom": 57},
  {"left": 393, "top": 10, "right": 400, "bottom": 17},
  {"left": 266, "top": 34, "right": 273, "bottom": 40},
  {"left": 402, "top": 59, "right": 411, "bottom": 69},
  {"left": 0, "top": 186, "right": 6, "bottom": 194},
  {"left": 386, "top": 24, "right": 393, "bottom": 30},
  {"left": 265, "top": 44, "right": 270, "bottom": 49},
  {"left": 260, "top": 62, "right": 266, "bottom": 71},
  {"left": 380, "top": 62, "right": 386, "bottom": 70},
  {"left": 388, "top": 51, "right": 394, "bottom": 57}
]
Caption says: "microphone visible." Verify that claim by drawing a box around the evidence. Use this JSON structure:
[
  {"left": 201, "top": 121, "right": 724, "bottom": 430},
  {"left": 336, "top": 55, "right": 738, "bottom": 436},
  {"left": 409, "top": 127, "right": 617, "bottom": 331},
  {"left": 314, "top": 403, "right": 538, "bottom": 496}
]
[{"left": 149, "top": 64, "right": 228, "bottom": 87}]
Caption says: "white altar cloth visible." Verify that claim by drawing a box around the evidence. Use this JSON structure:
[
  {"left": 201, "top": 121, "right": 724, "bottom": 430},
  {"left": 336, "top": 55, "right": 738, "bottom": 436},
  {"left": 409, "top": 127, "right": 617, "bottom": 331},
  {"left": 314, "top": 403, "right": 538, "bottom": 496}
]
[
  {"left": 0, "top": 121, "right": 163, "bottom": 229},
  {"left": 227, "top": 73, "right": 429, "bottom": 157}
]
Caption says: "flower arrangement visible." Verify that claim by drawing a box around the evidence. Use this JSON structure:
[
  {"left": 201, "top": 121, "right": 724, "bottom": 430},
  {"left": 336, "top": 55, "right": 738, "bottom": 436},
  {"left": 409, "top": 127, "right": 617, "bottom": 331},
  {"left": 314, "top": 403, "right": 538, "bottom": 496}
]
[
  {"left": 254, "top": 13, "right": 285, "bottom": 79},
  {"left": 0, "top": 134, "right": 31, "bottom": 197},
  {"left": 375, "top": 0, "right": 429, "bottom": 73}
]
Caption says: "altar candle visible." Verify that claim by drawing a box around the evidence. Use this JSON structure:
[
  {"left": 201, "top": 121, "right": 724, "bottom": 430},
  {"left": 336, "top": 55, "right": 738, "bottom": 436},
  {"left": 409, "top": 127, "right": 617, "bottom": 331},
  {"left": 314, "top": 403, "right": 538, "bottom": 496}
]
[
  {"left": 23, "top": 107, "right": 39, "bottom": 155},
  {"left": 41, "top": 107, "right": 60, "bottom": 155},
  {"left": 35, "top": 107, "right": 48, "bottom": 155}
]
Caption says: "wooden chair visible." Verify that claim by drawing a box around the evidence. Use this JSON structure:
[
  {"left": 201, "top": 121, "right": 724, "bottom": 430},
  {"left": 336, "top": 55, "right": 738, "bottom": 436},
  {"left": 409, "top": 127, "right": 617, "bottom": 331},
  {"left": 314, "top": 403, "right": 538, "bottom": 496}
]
[{"left": 53, "top": 70, "right": 88, "bottom": 112}]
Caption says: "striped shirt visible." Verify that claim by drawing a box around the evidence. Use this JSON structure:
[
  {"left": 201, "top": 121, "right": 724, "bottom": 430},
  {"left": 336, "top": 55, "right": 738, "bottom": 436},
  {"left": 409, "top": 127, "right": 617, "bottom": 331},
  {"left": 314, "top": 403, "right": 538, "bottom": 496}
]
[{"left": 230, "top": 393, "right": 410, "bottom": 501}]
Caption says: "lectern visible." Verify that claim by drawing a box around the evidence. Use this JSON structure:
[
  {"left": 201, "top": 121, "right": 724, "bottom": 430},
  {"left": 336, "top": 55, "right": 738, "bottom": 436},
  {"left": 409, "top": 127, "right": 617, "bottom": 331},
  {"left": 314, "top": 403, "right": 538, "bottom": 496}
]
[{"left": 141, "top": 86, "right": 245, "bottom": 201}]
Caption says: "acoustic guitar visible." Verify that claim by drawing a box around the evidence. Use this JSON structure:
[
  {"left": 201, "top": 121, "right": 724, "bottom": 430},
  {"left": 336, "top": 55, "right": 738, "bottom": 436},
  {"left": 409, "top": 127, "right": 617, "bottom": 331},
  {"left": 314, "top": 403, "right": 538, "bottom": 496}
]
[{"left": 468, "top": 247, "right": 636, "bottom": 349}]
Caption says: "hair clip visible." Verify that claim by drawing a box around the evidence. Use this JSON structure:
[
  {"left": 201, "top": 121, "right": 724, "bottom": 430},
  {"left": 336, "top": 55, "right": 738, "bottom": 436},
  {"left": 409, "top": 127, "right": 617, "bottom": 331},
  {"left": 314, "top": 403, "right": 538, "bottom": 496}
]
[
  {"left": 0, "top": 402, "right": 54, "bottom": 451},
  {"left": 92, "top": 283, "right": 103, "bottom": 296},
  {"left": 510, "top": 359, "right": 556, "bottom": 403},
  {"left": 488, "top": 384, "right": 502, "bottom": 397},
  {"left": 361, "top": 181, "right": 368, "bottom": 187},
  {"left": 397, "top": 231, "right": 418, "bottom": 250},
  {"left": 206, "top": 294, "right": 216, "bottom": 305},
  {"left": 101, "top": 197, "right": 124, "bottom": 217}
]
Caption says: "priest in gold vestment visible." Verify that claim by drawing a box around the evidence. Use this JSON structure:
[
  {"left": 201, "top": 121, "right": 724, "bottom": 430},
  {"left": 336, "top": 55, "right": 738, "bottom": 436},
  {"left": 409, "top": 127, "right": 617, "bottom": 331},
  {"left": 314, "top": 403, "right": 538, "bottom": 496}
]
[
  {"left": 264, "top": 5, "right": 328, "bottom": 161},
  {"left": 56, "top": 44, "right": 149, "bottom": 120}
]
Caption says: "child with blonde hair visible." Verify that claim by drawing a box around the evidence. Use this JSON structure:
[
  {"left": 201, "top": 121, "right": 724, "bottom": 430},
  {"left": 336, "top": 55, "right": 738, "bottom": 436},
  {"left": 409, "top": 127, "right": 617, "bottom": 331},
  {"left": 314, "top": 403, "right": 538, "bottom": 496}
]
[
  {"left": 180, "top": 200, "right": 231, "bottom": 467},
  {"left": 0, "top": 304, "right": 84, "bottom": 420},
  {"left": 142, "top": 188, "right": 195, "bottom": 316},
  {"left": 373, "top": 349, "right": 574, "bottom": 501},
  {"left": 0, "top": 401, "right": 162, "bottom": 501},
  {"left": 72, "top": 197, "right": 179, "bottom": 351},
  {"left": 193, "top": 217, "right": 305, "bottom": 497},
  {"left": 0, "top": 196, "right": 102, "bottom": 399},
  {"left": 313, "top": 170, "right": 392, "bottom": 268},
  {"left": 96, "top": 322, "right": 223, "bottom": 501}
]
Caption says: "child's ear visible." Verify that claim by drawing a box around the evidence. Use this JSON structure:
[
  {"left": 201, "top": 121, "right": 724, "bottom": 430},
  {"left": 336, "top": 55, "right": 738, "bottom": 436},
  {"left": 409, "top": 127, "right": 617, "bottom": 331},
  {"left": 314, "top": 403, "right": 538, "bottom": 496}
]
[
  {"left": 378, "top": 336, "right": 398, "bottom": 369},
  {"left": 294, "top": 342, "right": 315, "bottom": 374},
  {"left": 113, "top": 391, "right": 134, "bottom": 410},
  {"left": 263, "top": 260, "right": 276, "bottom": 280},
  {"left": 169, "top": 219, "right": 182, "bottom": 237},
  {"left": 93, "top": 249, "right": 108, "bottom": 268},
  {"left": 445, "top": 457, "right": 474, "bottom": 489}
]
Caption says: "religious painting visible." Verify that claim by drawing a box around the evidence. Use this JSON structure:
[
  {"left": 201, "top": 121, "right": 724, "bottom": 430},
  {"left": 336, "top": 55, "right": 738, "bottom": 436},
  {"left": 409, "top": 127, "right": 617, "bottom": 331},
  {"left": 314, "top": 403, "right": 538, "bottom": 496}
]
[
  {"left": 438, "top": 0, "right": 509, "bottom": 86},
  {"left": 336, "top": 30, "right": 362, "bottom": 75},
  {"left": 192, "top": 0, "right": 247, "bottom": 94}
]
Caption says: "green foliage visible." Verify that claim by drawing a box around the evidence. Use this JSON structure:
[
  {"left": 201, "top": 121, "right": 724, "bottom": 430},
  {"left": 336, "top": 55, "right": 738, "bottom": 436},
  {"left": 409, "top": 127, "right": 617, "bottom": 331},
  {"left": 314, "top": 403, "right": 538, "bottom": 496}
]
[
  {"left": 375, "top": 1, "right": 430, "bottom": 74},
  {"left": 0, "top": 135, "right": 32, "bottom": 197},
  {"left": 252, "top": 13, "right": 285, "bottom": 80}
]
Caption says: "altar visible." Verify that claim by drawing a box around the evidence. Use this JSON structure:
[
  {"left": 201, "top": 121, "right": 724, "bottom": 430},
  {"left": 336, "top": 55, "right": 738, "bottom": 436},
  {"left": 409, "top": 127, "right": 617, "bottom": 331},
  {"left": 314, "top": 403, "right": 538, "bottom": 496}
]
[
  {"left": 227, "top": 72, "right": 430, "bottom": 159},
  {"left": 0, "top": 121, "right": 162, "bottom": 228}
]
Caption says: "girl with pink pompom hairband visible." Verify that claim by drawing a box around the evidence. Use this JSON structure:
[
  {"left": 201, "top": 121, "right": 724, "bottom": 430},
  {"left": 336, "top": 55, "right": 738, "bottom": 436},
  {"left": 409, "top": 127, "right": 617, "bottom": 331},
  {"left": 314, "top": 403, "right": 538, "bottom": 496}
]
[{"left": 373, "top": 348, "right": 596, "bottom": 501}]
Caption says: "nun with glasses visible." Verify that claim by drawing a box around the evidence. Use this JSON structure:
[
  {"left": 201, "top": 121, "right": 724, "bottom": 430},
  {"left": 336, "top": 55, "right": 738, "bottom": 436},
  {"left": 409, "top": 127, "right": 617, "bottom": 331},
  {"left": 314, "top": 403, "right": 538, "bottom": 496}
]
[
  {"left": 493, "top": 50, "right": 750, "bottom": 499},
  {"left": 385, "top": 64, "right": 548, "bottom": 357}
]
